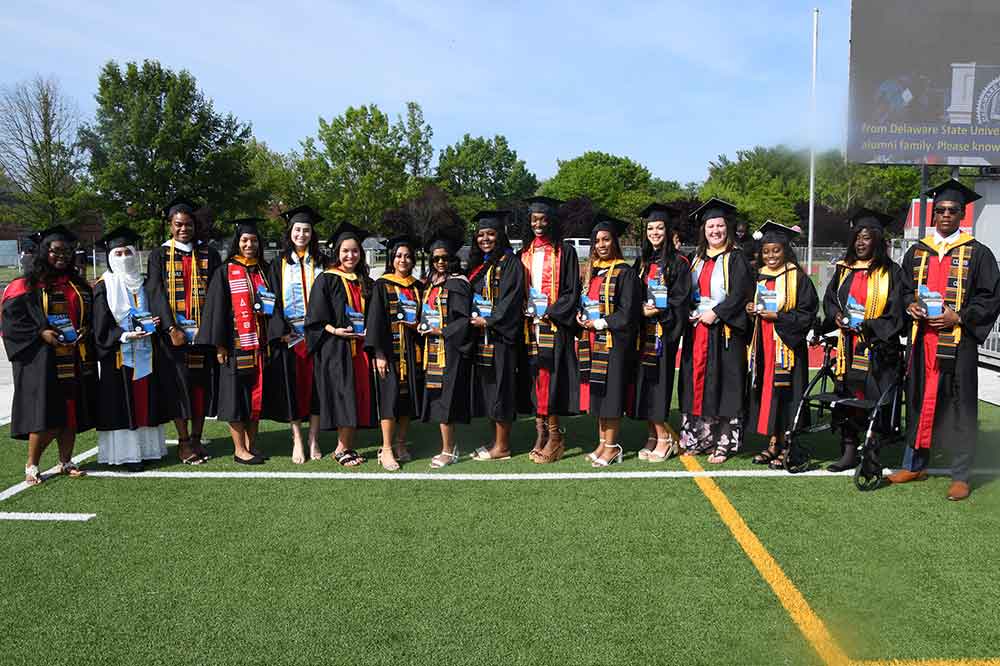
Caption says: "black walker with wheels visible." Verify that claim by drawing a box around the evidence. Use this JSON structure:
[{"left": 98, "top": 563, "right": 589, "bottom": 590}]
[{"left": 782, "top": 334, "right": 906, "bottom": 489}]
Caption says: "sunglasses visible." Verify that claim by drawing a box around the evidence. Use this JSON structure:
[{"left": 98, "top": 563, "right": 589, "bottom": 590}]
[
  {"left": 48, "top": 249, "right": 74, "bottom": 258},
  {"left": 431, "top": 255, "right": 450, "bottom": 263},
  {"left": 933, "top": 206, "right": 962, "bottom": 215}
]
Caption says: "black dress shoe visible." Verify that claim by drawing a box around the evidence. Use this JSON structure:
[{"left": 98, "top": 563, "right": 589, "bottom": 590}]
[
  {"left": 124, "top": 462, "right": 144, "bottom": 473},
  {"left": 233, "top": 455, "right": 265, "bottom": 466}
]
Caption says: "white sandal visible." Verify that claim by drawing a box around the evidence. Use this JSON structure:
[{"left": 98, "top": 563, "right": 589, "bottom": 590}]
[
  {"left": 24, "top": 464, "right": 42, "bottom": 486},
  {"left": 430, "top": 449, "right": 459, "bottom": 469},
  {"left": 585, "top": 439, "right": 606, "bottom": 463},
  {"left": 646, "top": 436, "right": 680, "bottom": 463},
  {"left": 378, "top": 449, "right": 401, "bottom": 471},
  {"left": 471, "top": 446, "right": 510, "bottom": 461},
  {"left": 592, "top": 443, "right": 623, "bottom": 468},
  {"left": 637, "top": 436, "right": 656, "bottom": 461}
]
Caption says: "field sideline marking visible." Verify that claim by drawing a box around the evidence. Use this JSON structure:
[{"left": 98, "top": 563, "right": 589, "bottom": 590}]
[
  {"left": 852, "top": 660, "right": 1000, "bottom": 665},
  {"left": 680, "top": 453, "right": 852, "bottom": 666},
  {"left": 0, "top": 512, "right": 96, "bottom": 522}
]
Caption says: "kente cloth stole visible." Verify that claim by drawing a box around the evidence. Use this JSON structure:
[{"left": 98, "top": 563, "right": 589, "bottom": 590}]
[
  {"left": 911, "top": 237, "right": 973, "bottom": 364},
  {"left": 228, "top": 261, "right": 268, "bottom": 372},
  {"left": 585, "top": 261, "right": 626, "bottom": 387},
  {"left": 640, "top": 262, "right": 665, "bottom": 368},
  {"left": 167, "top": 242, "right": 211, "bottom": 369},
  {"left": 475, "top": 263, "right": 500, "bottom": 367},
  {"left": 326, "top": 269, "right": 366, "bottom": 356},
  {"left": 747, "top": 264, "right": 798, "bottom": 388},
  {"left": 42, "top": 282, "right": 92, "bottom": 381},
  {"left": 521, "top": 240, "right": 560, "bottom": 353},
  {"left": 833, "top": 262, "right": 889, "bottom": 379},
  {"left": 381, "top": 274, "right": 422, "bottom": 383},
  {"left": 691, "top": 250, "right": 733, "bottom": 345},
  {"left": 421, "top": 284, "right": 448, "bottom": 390}
]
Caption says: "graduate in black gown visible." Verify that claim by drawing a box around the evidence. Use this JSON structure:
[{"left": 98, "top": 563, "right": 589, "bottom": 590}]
[
  {"left": 678, "top": 199, "right": 754, "bottom": 464},
  {"left": 195, "top": 219, "right": 273, "bottom": 465},
  {"left": 305, "top": 222, "right": 376, "bottom": 467},
  {"left": 516, "top": 196, "right": 582, "bottom": 464},
  {"left": 93, "top": 226, "right": 176, "bottom": 471},
  {"left": 146, "top": 197, "right": 222, "bottom": 464},
  {"left": 821, "top": 209, "right": 906, "bottom": 472},
  {"left": 2, "top": 225, "right": 96, "bottom": 484},
  {"left": 575, "top": 215, "right": 640, "bottom": 467},
  {"left": 365, "top": 235, "right": 424, "bottom": 470},
  {"left": 467, "top": 211, "right": 525, "bottom": 461},
  {"left": 630, "top": 203, "right": 692, "bottom": 462},
  {"left": 890, "top": 180, "right": 1000, "bottom": 500},
  {"left": 265, "top": 205, "right": 327, "bottom": 464},
  {"left": 420, "top": 230, "right": 473, "bottom": 468},
  {"left": 745, "top": 222, "right": 819, "bottom": 469}
]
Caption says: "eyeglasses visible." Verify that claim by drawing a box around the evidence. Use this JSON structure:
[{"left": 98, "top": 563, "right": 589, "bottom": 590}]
[
  {"left": 431, "top": 255, "right": 450, "bottom": 263},
  {"left": 933, "top": 206, "right": 962, "bottom": 215}
]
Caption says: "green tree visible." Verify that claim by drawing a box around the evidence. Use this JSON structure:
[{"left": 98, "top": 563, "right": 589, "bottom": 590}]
[
  {"left": 540, "top": 151, "right": 654, "bottom": 220},
  {"left": 436, "top": 134, "right": 539, "bottom": 221},
  {"left": 0, "top": 76, "right": 88, "bottom": 229},
  {"left": 398, "top": 102, "right": 434, "bottom": 181},
  {"left": 79, "top": 60, "right": 255, "bottom": 240},
  {"left": 297, "top": 104, "right": 409, "bottom": 234}
]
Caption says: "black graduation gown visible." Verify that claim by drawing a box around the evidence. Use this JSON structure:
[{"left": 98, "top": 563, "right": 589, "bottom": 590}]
[
  {"left": 1, "top": 278, "right": 98, "bottom": 439},
  {"left": 901, "top": 238, "right": 1000, "bottom": 476},
  {"left": 631, "top": 253, "right": 692, "bottom": 422},
  {"left": 516, "top": 241, "right": 582, "bottom": 417},
  {"left": 470, "top": 253, "right": 525, "bottom": 422},
  {"left": 363, "top": 275, "right": 424, "bottom": 420},
  {"left": 678, "top": 250, "right": 753, "bottom": 419},
  {"left": 305, "top": 271, "right": 377, "bottom": 430},
  {"left": 262, "top": 256, "right": 324, "bottom": 422},
  {"left": 746, "top": 266, "right": 818, "bottom": 436},
  {"left": 421, "top": 276, "right": 474, "bottom": 424},
  {"left": 92, "top": 280, "right": 179, "bottom": 430},
  {"left": 145, "top": 242, "right": 222, "bottom": 419},
  {"left": 194, "top": 259, "right": 271, "bottom": 422},
  {"left": 581, "top": 262, "right": 640, "bottom": 418},
  {"left": 821, "top": 261, "right": 906, "bottom": 402}
]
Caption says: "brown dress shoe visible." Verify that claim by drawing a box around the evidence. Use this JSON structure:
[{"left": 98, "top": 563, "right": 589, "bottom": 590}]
[
  {"left": 886, "top": 469, "right": 929, "bottom": 484},
  {"left": 947, "top": 480, "right": 971, "bottom": 501}
]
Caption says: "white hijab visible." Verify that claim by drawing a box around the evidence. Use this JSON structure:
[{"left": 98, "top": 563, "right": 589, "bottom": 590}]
[{"left": 102, "top": 245, "right": 145, "bottom": 323}]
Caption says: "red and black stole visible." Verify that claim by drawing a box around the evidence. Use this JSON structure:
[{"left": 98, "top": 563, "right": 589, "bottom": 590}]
[
  {"left": 41, "top": 276, "right": 94, "bottom": 381},
  {"left": 227, "top": 257, "right": 268, "bottom": 373},
  {"left": 521, "top": 238, "right": 560, "bottom": 364}
]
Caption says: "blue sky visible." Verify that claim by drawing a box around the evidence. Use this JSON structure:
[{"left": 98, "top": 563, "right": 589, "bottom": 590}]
[{"left": 1, "top": 0, "right": 852, "bottom": 185}]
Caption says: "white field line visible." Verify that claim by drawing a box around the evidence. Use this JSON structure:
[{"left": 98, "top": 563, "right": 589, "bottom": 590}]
[
  {"left": 81, "top": 466, "right": 998, "bottom": 481},
  {"left": 0, "top": 512, "right": 96, "bottom": 522},
  {"left": 0, "top": 446, "right": 99, "bottom": 502}
]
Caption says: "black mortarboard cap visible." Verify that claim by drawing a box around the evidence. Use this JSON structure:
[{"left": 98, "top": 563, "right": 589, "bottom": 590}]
[
  {"left": 162, "top": 196, "right": 199, "bottom": 220},
  {"left": 525, "top": 196, "right": 564, "bottom": 217},
  {"left": 97, "top": 225, "right": 141, "bottom": 251},
  {"left": 591, "top": 213, "right": 630, "bottom": 238},
  {"left": 925, "top": 178, "right": 981, "bottom": 206},
  {"left": 327, "top": 221, "right": 370, "bottom": 249},
  {"left": 758, "top": 221, "right": 799, "bottom": 245},
  {"left": 280, "top": 205, "right": 325, "bottom": 226},
  {"left": 229, "top": 217, "right": 265, "bottom": 238},
  {"left": 37, "top": 225, "right": 78, "bottom": 245},
  {"left": 690, "top": 198, "right": 738, "bottom": 224},
  {"left": 639, "top": 203, "right": 676, "bottom": 223},
  {"left": 472, "top": 210, "right": 511, "bottom": 232},
  {"left": 424, "top": 228, "right": 462, "bottom": 255},
  {"left": 847, "top": 208, "right": 894, "bottom": 232}
]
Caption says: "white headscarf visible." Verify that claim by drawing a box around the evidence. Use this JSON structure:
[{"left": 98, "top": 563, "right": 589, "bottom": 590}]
[{"left": 102, "top": 245, "right": 145, "bottom": 323}]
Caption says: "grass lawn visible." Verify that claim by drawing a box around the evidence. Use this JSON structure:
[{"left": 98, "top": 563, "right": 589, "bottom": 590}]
[{"left": 1, "top": 399, "right": 998, "bottom": 665}]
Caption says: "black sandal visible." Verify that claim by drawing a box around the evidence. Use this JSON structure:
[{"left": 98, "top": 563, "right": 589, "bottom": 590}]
[
  {"left": 178, "top": 438, "right": 203, "bottom": 466},
  {"left": 753, "top": 447, "right": 780, "bottom": 465},
  {"left": 768, "top": 451, "right": 787, "bottom": 470},
  {"left": 192, "top": 433, "right": 212, "bottom": 461},
  {"left": 333, "top": 449, "right": 364, "bottom": 467}
]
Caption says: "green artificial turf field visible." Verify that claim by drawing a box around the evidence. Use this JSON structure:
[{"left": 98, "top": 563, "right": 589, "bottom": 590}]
[{"left": 1, "top": 404, "right": 998, "bottom": 666}]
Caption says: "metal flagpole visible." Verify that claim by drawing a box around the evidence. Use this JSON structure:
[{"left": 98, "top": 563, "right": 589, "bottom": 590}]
[{"left": 807, "top": 8, "right": 819, "bottom": 275}]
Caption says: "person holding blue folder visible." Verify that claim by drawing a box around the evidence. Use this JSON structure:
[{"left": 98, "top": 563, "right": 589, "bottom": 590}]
[
  {"left": 93, "top": 226, "right": 175, "bottom": 471},
  {"left": 468, "top": 211, "right": 524, "bottom": 462},
  {"left": 892, "top": 179, "right": 1000, "bottom": 500}
]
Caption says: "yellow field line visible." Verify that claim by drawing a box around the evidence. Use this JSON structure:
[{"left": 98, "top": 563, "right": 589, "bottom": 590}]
[{"left": 680, "top": 454, "right": 851, "bottom": 666}]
